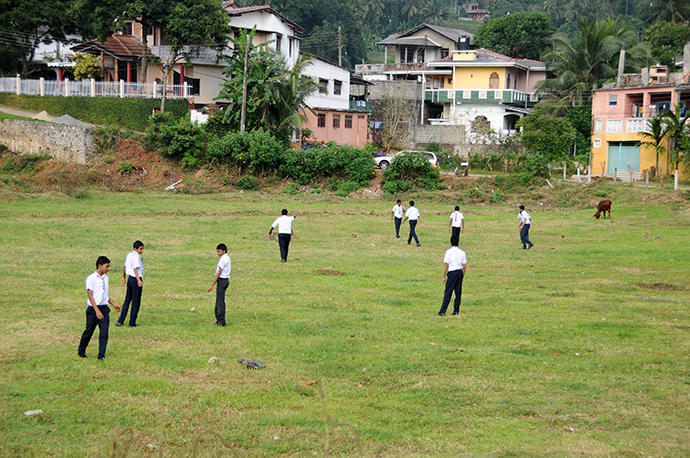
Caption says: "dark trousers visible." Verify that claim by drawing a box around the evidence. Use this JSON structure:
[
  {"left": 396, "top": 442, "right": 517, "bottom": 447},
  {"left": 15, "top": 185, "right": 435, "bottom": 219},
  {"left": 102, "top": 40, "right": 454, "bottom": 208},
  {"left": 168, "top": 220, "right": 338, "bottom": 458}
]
[
  {"left": 408, "top": 220, "right": 419, "bottom": 244},
  {"left": 451, "top": 226, "right": 461, "bottom": 239},
  {"left": 78, "top": 305, "right": 110, "bottom": 358},
  {"left": 520, "top": 224, "right": 533, "bottom": 249},
  {"left": 278, "top": 233, "right": 291, "bottom": 261},
  {"left": 439, "top": 270, "right": 464, "bottom": 315},
  {"left": 118, "top": 276, "right": 142, "bottom": 325},
  {"left": 394, "top": 217, "right": 402, "bottom": 237},
  {"left": 215, "top": 278, "right": 229, "bottom": 325}
]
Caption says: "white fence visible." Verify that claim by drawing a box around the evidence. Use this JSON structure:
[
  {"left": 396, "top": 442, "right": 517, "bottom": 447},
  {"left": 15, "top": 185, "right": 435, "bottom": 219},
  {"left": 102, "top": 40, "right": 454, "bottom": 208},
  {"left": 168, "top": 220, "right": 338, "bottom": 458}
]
[{"left": 0, "top": 76, "right": 188, "bottom": 99}]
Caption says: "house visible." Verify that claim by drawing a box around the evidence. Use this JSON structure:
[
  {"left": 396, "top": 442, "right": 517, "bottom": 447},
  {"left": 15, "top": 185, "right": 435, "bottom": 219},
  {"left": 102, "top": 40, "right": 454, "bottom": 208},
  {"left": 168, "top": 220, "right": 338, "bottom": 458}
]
[
  {"left": 590, "top": 62, "right": 690, "bottom": 180},
  {"left": 463, "top": 3, "right": 490, "bottom": 21},
  {"left": 299, "top": 57, "right": 370, "bottom": 147},
  {"left": 410, "top": 48, "right": 547, "bottom": 140},
  {"left": 72, "top": 35, "right": 154, "bottom": 83},
  {"left": 376, "top": 24, "right": 474, "bottom": 80}
]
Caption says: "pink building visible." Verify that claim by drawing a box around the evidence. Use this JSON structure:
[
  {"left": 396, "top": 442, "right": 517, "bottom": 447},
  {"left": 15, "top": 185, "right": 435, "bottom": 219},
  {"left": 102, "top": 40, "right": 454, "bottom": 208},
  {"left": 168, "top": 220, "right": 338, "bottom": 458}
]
[{"left": 301, "top": 108, "right": 370, "bottom": 148}]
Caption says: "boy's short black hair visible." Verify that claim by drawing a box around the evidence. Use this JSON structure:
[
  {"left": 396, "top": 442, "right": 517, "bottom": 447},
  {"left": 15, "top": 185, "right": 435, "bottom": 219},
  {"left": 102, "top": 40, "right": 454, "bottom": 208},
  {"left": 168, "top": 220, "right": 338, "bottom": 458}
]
[
  {"left": 133, "top": 240, "right": 144, "bottom": 249},
  {"left": 216, "top": 243, "right": 227, "bottom": 252},
  {"left": 519, "top": 205, "right": 525, "bottom": 211},
  {"left": 450, "top": 236, "right": 459, "bottom": 247},
  {"left": 96, "top": 256, "right": 110, "bottom": 268},
  {"left": 455, "top": 205, "right": 460, "bottom": 211},
  {"left": 281, "top": 208, "right": 288, "bottom": 215},
  {"left": 409, "top": 200, "right": 415, "bottom": 206},
  {"left": 396, "top": 199, "right": 401, "bottom": 203}
]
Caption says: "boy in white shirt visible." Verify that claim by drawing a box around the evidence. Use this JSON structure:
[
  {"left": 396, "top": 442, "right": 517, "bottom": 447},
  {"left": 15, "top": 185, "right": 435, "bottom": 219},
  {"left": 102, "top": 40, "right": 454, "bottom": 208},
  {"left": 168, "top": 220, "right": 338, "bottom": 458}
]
[
  {"left": 518, "top": 205, "right": 534, "bottom": 250},
  {"left": 448, "top": 206, "right": 464, "bottom": 239},
  {"left": 268, "top": 208, "right": 296, "bottom": 262},
  {"left": 402, "top": 200, "right": 421, "bottom": 246},
  {"left": 116, "top": 240, "right": 144, "bottom": 327},
  {"left": 391, "top": 199, "right": 405, "bottom": 238},
  {"left": 207, "top": 243, "right": 231, "bottom": 326},
  {"left": 78, "top": 256, "right": 121, "bottom": 360},
  {"left": 438, "top": 236, "right": 467, "bottom": 316}
]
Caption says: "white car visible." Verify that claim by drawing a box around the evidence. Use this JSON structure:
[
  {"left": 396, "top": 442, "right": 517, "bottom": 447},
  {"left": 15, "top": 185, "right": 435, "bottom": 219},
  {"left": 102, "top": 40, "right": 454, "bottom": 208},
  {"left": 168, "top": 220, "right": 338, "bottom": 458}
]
[{"left": 374, "top": 151, "right": 438, "bottom": 170}]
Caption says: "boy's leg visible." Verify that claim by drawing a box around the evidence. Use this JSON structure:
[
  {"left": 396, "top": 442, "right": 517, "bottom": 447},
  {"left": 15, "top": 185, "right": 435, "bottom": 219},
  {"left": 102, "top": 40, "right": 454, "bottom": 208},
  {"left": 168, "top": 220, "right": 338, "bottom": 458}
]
[
  {"left": 96, "top": 306, "right": 110, "bottom": 359},
  {"left": 452, "top": 226, "right": 460, "bottom": 239},
  {"left": 284, "top": 234, "right": 291, "bottom": 260},
  {"left": 394, "top": 217, "right": 401, "bottom": 237},
  {"left": 438, "top": 271, "right": 457, "bottom": 315},
  {"left": 215, "top": 279, "right": 228, "bottom": 325},
  {"left": 278, "top": 234, "right": 287, "bottom": 261},
  {"left": 129, "top": 280, "right": 143, "bottom": 326},
  {"left": 407, "top": 221, "right": 415, "bottom": 244},
  {"left": 452, "top": 271, "right": 464, "bottom": 314},
  {"left": 520, "top": 226, "right": 527, "bottom": 249},
  {"left": 78, "top": 307, "right": 98, "bottom": 356},
  {"left": 117, "top": 277, "right": 134, "bottom": 324},
  {"left": 525, "top": 224, "right": 533, "bottom": 247},
  {"left": 411, "top": 221, "right": 420, "bottom": 244}
]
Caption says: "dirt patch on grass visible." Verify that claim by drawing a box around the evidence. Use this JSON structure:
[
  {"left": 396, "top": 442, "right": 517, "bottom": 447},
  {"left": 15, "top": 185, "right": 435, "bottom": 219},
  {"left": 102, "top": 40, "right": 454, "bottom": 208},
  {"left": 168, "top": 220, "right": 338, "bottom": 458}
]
[
  {"left": 636, "top": 282, "right": 682, "bottom": 291},
  {"left": 314, "top": 269, "right": 342, "bottom": 276}
]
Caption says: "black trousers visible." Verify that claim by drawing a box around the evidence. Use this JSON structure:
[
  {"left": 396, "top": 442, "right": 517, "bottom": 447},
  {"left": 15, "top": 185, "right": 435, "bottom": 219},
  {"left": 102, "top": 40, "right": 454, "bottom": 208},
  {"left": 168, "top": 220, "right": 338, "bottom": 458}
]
[
  {"left": 118, "top": 275, "right": 143, "bottom": 325},
  {"left": 78, "top": 305, "right": 110, "bottom": 358},
  {"left": 520, "top": 224, "right": 532, "bottom": 248},
  {"left": 215, "top": 278, "right": 229, "bottom": 325},
  {"left": 394, "top": 217, "right": 402, "bottom": 237},
  {"left": 439, "top": 270, "right": 464, "bottom": 315},
  {"left": 408, "top": 220, "right": 419, "bottom": 244},
  {"left": 451, "top": 226, "right": 461, "bottom": 239},
  {"left": 278, "top": 233, "right": 291, "bottom": 261}
]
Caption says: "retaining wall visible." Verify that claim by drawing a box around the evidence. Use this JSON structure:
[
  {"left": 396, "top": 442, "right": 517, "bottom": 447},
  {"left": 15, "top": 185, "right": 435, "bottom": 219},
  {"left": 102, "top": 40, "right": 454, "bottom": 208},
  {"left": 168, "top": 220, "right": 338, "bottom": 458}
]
[{"left": 0, "top": 119, "right": 96, "bottom": 164}]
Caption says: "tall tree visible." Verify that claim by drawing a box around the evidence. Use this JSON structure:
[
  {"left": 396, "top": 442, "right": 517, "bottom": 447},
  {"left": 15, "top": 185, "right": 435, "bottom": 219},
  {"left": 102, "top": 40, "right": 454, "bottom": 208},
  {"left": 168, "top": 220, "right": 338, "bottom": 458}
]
[
  {"left": 475, "top": 12, "right": 555, "bottom": 60},
  {"left": 661, "top": 105, "right": 689, "bottom": 179},
  {"left": 642, "top": 21, "right": 690, "bottom": 68},
  {"left": 641, "top": 0, "right": 690, "bottom": 24},
  {"left": 639, "top": 116, "right": 667, "bottom": 175}
]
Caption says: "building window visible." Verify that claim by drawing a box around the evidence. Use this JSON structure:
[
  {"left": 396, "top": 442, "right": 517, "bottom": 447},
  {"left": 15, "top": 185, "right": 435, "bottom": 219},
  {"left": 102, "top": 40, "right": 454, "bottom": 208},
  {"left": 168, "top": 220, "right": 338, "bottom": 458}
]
[
  {"left": 358, "top": 115, "right": 365, "bottom": 120},
  {"left": 334, "top": 80, "right": 342, "bottom": 95},
  {"left": 595, "top": 119, "right": 603, "bottom": 133},
  {"left": 317, "top": 113, "right": 326, "bottom": 127},
  {"left": 489, "top": 72, "right": 499, "bottom": 89},
  {"left": 125, "top": 22, "right": 133, "bottom": 35},
  {"left": 345, "top": 115, "right": 352, "bottom": 128},
  {"left": 607, "top": 119, "right": 622, "bottom": 133},
  {"left": 593, "top": 138, "right": 601, "bottom": 148},
  {"left": 276, "top": 34, "right": 282, "bottom": 51},
  {"left": 319, "top": 78, "right": 328, "bottom": 94},
  {"left": 146, "top": 26, "right": 153, "bottom": 36},
  {"left": 289, "top": 37, "right": 293, "bottom": 57},
  {"left": 333, "top": 114, "right": 340, "bottom": 128},
  {"left": 471, "top": 116, "right": 490, "bottom": 132},
  {"left": 609, "top": 94, "right": 618, "bottom": 106},
  {"left": 441, "top": 48, "right": 449, "bottom": 59}
]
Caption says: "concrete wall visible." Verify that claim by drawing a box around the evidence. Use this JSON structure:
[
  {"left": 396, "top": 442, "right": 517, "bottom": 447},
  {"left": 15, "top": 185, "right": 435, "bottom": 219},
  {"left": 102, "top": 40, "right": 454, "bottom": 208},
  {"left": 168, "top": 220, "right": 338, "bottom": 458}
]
[
  {"left": 303, "top": 58, "right": 351, "bottom": 110},
  {"left": 413, "top": 124, "right": 466, "bottom": 155},
  {"left": 0, "top": 119, "right": 96, "bottom": 164}
]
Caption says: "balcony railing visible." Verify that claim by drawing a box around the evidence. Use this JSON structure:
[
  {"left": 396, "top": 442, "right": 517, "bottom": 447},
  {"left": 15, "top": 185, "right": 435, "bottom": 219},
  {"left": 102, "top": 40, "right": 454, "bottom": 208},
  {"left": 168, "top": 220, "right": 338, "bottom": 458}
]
[
  {"left": 349, "top": 100, "right": 371, "bottom": 111},
  {"left": 0, "top": 76, "right": 188, "bottom": 99},
  {"left": 425, "top": 88, "right": 540, "bottom": 106},
  {"left": 150, "top": 45, "right": 226, "bottom": 65}
]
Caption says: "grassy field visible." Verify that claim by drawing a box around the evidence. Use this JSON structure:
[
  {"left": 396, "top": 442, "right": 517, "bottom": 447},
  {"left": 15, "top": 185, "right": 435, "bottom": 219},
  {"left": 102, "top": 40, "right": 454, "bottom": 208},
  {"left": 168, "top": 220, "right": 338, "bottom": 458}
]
[{"left": 0, "top": 191, "right": 688, "bottom": 456}]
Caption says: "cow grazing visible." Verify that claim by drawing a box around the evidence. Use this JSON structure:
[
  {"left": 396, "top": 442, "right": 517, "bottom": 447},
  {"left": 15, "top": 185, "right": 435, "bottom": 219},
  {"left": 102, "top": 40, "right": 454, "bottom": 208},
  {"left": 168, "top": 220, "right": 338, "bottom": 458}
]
[{"left": 594, "top": 199, "right": 612, "bottom": 219}]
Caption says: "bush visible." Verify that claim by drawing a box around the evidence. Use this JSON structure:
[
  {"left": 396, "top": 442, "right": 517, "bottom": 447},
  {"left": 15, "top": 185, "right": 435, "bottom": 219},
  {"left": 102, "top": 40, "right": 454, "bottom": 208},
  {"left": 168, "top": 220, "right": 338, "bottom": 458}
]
[
  {"left": 336, "top": 180, "right": 360, "bottom": 196},
  {"left": 94, "top": 126, "right": 120, "bottom": 155},
  {"left": 0, "top": 94, "right": 188, "bottom": 131},
  {"left": 0, "top": 153, "right": 50, "bottom": 173},
  {"left": 236, "top": 175, "right": 259, "bottom": 190},
  {"left": 282, "top": 183, "right": 300, "bottom": 195},
  {"left": 118, "top": 161, "right": 134, "bottom": 175},
  {"left": 381, "top": 179, "right": 410, "bottom": 194},
  {"left": 489, "top": 190, "right": 505, "bottom": 203},
  {"left": 382, "top": 152, "right": 441, "bottom": 189},
  {"left": 143, "top": 113, "right": 206, "bottom": 168},
  {"left": 207, "top": 129, "right": 284, "bottom": 174},
  {"left": 279, "top": 143, "right": 374, "bottom": 185},
  {"left": 516, "top": 109, "right": 577, "bottom": 161}
]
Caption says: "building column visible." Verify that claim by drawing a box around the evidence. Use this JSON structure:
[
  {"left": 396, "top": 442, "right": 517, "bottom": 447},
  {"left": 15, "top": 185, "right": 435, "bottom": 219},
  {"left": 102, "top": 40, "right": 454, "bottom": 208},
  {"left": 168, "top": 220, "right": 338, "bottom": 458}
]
[
  {"left": 58, "top": 67, "right": 64, "bottom": 81},
  {"left": 180, "top": 64, "right": 185, "bottom": 87},
  {"left": 642, "top": 92, "right": 651, "bottom": 117},
  {"left": 670, "top": 88, "right": 680, "bottom": 109},
  {"left": 126, "top": 61, "right": 132, "bottom": 83}
]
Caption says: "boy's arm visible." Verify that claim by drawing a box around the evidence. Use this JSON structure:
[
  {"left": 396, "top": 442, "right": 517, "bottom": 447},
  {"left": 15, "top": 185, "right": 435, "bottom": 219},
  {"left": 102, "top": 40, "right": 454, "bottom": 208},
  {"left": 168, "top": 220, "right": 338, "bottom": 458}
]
[
  {"left": 448, "top": 217, "right": 452, "bottom": 232},
  {"left": 462, "top": 263, "right": 467, "bottom": 276},
  {"left": 442, "top": 263, "right": 449, "bottom": 283},
  {"left": 207, "top": 270, "right": 221, "bottom": 292},
  {"left": 108, "top": 297, "right": 121, "bottom": 312},
  {"left": 121, "top": 265, "right": 127, "bottom": 286},
  {"left": 134, "top": 267, "right": 143, "bottom": 287},
  {"left": 461, "top": 219, "right": 465, "bottom": 233},
  {"left": 87, "top": 290, "right": 104, "bottom": 320}
]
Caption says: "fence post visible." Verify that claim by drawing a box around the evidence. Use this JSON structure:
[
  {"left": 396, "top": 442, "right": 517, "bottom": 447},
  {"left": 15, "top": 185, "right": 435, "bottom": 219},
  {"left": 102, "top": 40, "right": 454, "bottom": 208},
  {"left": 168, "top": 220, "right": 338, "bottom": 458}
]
[
  {"left": 39, "top": 77, "right": 45, "bottom": 97},
  {"left": 614, "top": 168, "right": 617, "bottom": 184},
  {"left": 64, "top": 78, "right": 69, "bottom": 96},
  {"left": 587, "top": 164, "right": 591, "bottom": 183},
  {"left": 645, "top": 169, "right": 649, "bottom": 188},
  {"left": 563, "top": 161, "right": 567, "bottom": 181},
  {"left": 119, "top": 79, "right": 125, "bottom": 98},
  {"left": 577, "top": 167, "right": 581, "bottom": 182},
  {"left": 15, "top": 74, "right": 21, "bottom": 95},
  {"left": 183, "top": 82, "right": 188, "bottom": 98},
  {"left": 153, "top": 81, "right": 157, "bottom": 98},
  {"left": 674, "top": 171, "right": 679, "bottom": 191},
  {"left": 90, "top": 78, "right": 96, "bottom": 97}
]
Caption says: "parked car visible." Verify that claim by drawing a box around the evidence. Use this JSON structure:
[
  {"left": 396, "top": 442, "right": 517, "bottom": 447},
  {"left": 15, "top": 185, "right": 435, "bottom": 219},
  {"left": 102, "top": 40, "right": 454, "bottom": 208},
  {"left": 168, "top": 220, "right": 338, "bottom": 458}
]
[{"left": 374, "top": 151, "right": 438, "bottom": 170}]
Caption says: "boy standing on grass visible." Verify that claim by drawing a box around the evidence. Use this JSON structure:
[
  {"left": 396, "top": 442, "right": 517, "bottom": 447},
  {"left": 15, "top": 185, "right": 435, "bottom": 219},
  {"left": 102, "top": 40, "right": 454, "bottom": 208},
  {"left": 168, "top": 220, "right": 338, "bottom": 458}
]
[
  {"left": 448, "top": 205, "right": 464, "bottom": 239},
  {"left": 518, "top": 205, "right": 534, "bottom": 250},
  {"left": 78, "top": 256, "right": 120, "bottom": 360},
  {"left": 207, "top": 243, "right": 231, "bottom": 326},
  {"left": 438, "top": 236, "right": 467, "bottom": 316},
  {"left": 402, "top": 200, "right": 421, "bottom": 246},
  {"left": 268, "top": 209, "right": 296, "bottom": 262},
  {"left": 392, "top": 199, "right": 405, "bottom": 238},
  {"left": 116, "top": 240, "right": 144, "bottom": 327}
]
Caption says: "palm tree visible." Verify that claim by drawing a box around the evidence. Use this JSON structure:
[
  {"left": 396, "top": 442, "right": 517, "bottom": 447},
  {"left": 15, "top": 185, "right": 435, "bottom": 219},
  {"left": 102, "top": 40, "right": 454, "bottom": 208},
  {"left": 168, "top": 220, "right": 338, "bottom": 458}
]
[
  {"left": 661, "top": 105, "right": 690, "bottom": 184},
  {"left": 276, "top": 54, "right": 320, "bottom": 132},
  {"left": 641, "top": 0, "right": 690, "bottom": 24},
  {"left": 639, "top": 116, "right": 666, "bottom": 176}
]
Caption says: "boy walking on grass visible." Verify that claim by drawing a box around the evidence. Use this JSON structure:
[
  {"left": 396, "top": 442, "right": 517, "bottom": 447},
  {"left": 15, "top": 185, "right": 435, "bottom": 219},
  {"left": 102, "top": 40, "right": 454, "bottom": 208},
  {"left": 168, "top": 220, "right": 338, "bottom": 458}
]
[
  {"left": 207, "top": 243, "right": 231, "bottom": 326},
  {"left": 402, "top": 200, "right": 421, "bottom": 246},
  {"left": 448, "top": 206, "right": 464, "bottom": 239},
  {"left": 269, "top": 209, "right": 296, "bottom": 262},
  {"left": 438, "top": 236, "right": 467, "bottom": 316},
  {"left": 78, "top": 256, "right": 120, "bottom": 360},
  {"left": 392, "top": 199, "right": 405, "bottom": 238},
  {"left": 116, "top": 240, "right": 144, "bottom": 327}
]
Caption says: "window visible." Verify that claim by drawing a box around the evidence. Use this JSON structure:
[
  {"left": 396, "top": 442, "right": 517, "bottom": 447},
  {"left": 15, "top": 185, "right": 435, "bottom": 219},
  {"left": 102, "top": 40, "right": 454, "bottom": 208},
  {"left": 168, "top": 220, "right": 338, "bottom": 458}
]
[
  {"left": 276, "top": 34, "right": 282, "bottom": 52},
  {"left": 317, "top": 113, "right": 326, "bottom": 127},
  {"left": 146, "top": 26, "right": 153, "bottom": 36},
  {"left": 471, "top": 116, "right": 490, "bottom": 132},
  {"left": 489, "top": 72, "right": 499, "bottom": 89},
  {"left": 125, "top": 22, "right": 133, "bottom": 35},
  {"left": 288, "top": 37, "right": 293, "bottom": 57},
  {"left": 441, "top": 48, "right": 449, "bottom": 59},
  {"left": 607, "top": 119, "right": 622, "bottom": 133},
  {"left": 344, "top": 115, "right": 352, "bottom": 128},
  {"left": 319, "top": 78, "right": 328, "bottom": 94},
  {"left": 358, "top": 115, "right": 365, "bottom": 120},
  {"left": 333, "top": 114, "right": 340, "bottom": 128},
  {"left": 595, "top": 119, "right": 603, "bottom": 133},
  {"left": 334, "top": 80, "right": 342, "bottom": 95},
  {"left": 609, "top": 94, "right": 618, "bottom": 106}
]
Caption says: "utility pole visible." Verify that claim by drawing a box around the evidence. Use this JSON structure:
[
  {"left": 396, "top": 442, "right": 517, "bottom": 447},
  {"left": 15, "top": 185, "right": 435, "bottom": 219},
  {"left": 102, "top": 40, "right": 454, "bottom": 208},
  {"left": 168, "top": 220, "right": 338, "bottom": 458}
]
[
  {"left": 240, "top": 32, "right": 249, "bottom": 133},
  {"left": 337, "top": 26, "right": 342, "bottom": 66}
]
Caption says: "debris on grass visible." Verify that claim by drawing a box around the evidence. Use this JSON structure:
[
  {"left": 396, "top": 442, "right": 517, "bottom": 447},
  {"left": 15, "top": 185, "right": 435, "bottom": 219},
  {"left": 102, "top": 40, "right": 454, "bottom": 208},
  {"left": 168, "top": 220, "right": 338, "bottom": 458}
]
[
  {"left": 314, "top": 269, "right": 342, "bottom": 276},
  {"left": 208, "top": 356, "right": 224, "bottom": 365},
  {"left": 238, "top": 358, "right": 265, "bottom": 370},
  {"left": 636, "top": 283, "right": 682, "bottom": 291},
  {"left": 24, "top": 409, "right": 43, "bottom": 417}
]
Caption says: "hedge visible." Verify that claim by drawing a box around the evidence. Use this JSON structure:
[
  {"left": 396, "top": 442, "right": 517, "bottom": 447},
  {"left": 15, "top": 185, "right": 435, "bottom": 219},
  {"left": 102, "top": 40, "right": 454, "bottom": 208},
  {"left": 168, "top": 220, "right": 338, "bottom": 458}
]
[{"left": 0, "top": 94, "right": 188, "bottom": 131}]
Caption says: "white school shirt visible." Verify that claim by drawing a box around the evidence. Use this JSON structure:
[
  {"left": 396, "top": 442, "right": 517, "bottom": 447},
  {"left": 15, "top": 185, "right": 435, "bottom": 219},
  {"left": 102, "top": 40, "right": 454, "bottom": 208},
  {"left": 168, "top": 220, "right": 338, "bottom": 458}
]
[
  {"left": 450, "top": 211, "right": 464, "bottom": 228},
  {"left": 85, "top": 271, "right": 109, "bottom": 306},
  {"left": 444, "top": 246, "right": 467, "bottom": 272},
  {"left": 272, "top": 215, "right": 295, "bottom": 234},
  {"left": 519, "top": 210, "right": 531, "bottom": 225},
  {"left": 216, "top": 253, "right": 231, "bottom": 279},
  {"left": 124, "top": 251, "right": 144, "bottom": 278},
  {"left": 392, "top": 204, "right": 405, "bottom": 218},
  {"left": 405, "top": 206, "right": 420, "bottom": 220}
]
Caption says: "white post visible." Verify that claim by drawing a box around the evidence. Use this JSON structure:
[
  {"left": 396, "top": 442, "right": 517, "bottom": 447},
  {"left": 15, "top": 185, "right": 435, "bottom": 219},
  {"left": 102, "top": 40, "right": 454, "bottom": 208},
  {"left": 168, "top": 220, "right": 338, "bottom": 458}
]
[
  {"left": 90, "top": 78, "right": 96, "bottom": 97},
  {"left": 674, "top": 170, "right": 679, "bottom": 191},
  {"left": 153, "top": 81, "right": 157, "bottom": 98},
  {"left": 64, "top": 78, "right": 69, "bottom": 96},
  {"left": 563, "top": 161, "right": 567, "bottom": 181},
  {"left": 16, "top": 74, "right": 21, "bottom": 95},
  {"left": 39, "top": 77, "right": 45, "bottom": 97},
  {"left": 587, "top": 164, "right": 591, "bottom": 183},
  {"left": 577, "top": 167, "right": 581, "bottom": 182},
  {"left": 645, "top": 169, "right": 649, "bottom": 187},
  {"left": 183, "top": 82, "right": 188, "bottom": 98},
  {"left": 119, "top": 79, "right": 125, "bottom": 98},
  {"left": 614, "top": 168, "right": 617, "bottom": 184},
  {"left": 420, "top": 73, "right": 425, "bottom": 124}
]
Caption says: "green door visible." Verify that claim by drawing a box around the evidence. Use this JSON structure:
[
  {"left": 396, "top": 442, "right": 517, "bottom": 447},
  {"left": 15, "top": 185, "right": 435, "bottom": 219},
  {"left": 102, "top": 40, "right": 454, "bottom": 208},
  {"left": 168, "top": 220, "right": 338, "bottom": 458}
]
[{"left": 608, "top": 142, "right": 640, "bottom": 175}]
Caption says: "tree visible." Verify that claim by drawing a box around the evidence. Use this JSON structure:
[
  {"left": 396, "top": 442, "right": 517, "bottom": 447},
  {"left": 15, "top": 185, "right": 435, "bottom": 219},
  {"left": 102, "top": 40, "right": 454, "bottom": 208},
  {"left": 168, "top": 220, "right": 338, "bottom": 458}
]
[
  {"left": 516, "top": 107, "right": 577, "bottom": 161},
  {"left": 641, "top": 0, "right": 690, "bottom": 24},
  {"left": 73, "top": 52, "right": 101, "bottom": 80},
  {"left": 643, "top": 21, "right": 690, "bottom": 68},
  {"left": 475, "top": 12, "right": 555, "bottom": 60},
  {"left": 661, "top": 105, "right": 689, "bottom": 178},
  {"left": 639, "top": 116, "right": 666, "bottom": 175}
]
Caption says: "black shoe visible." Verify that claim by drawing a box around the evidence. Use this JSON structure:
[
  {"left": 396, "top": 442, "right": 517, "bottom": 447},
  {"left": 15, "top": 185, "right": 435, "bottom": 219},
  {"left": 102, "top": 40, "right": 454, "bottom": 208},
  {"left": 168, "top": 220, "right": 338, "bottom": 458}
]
[
  {"left": 396, "top": 235, "right": 400, "bottom": 238},
  {"left": 280, "top": 259, "right": 286, "bottom": 263},
  {"left": 438, "top": 312, "right": 445, "bottom": 316},
  {"left": 452, "top": 312, "right": 459, "bottom": 316},
  {"left": 78, "top": 352, "right": 87, "bottom": 358},
  {"left": 97, "top": 356, "right": 105, "bottom": 361},
  {"left": 416, "top": 243, "right": 421, "bottom": 247},
  {"left": 115, "top": 322, "right": 123, "bottom": 327},
  {"left": 528, "top": 244, "right": 534, "bottom": 250},
  {"left": 128, "top": 324, "right": 137, "bottom": 327}
]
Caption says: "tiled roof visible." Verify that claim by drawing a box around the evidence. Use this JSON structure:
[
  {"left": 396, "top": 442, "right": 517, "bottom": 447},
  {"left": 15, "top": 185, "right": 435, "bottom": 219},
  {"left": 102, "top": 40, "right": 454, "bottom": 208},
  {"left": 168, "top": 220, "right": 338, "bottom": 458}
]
[
  {"left": 377, "top": 23, "right": 474, "bottom": 46},
  {"left": 427, "top": 48, "right": 545, "bottom": 68},
  {"left": 72, "top": 35, "right": 153, "bottom": 59}
]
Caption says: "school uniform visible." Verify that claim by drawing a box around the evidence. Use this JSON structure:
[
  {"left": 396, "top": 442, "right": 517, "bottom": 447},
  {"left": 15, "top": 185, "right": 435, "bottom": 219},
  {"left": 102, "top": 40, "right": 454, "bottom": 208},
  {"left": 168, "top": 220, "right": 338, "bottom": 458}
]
[
  {"left": 519, "top": 210, "right": 534, "bottom": 249},
  {"left": 272, "top": 215, "right": 295, "bottom": 262},
  {"left": 117, "top": 250, "right": 144, "bottom": 326},
  {"left": 405, "top": 206, "right": 421, "bottom": 245},
  {"left": 392, "top": 204, "right": 405, "bottom": 238},
  {"left": 78, "top": 271, "right": 111, "bottom": 359},
  {"left": 439, "top": 246, "right": 467, "bottom": 315},
  {"left": 215, "top": 253, "right": 231, "bottom": 326},
  {"left": 450, "top": 210, "right": 464, "bottom": 239}
]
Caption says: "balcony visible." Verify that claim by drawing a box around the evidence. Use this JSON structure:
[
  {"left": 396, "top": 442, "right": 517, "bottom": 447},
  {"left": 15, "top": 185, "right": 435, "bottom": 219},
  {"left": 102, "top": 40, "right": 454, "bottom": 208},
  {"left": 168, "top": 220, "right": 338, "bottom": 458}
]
[
  {"left": 150, "top": 45, "right": 226, "bottom": 65},
  {"left": 425, "top": 88, "right": 540, "bottom": 106},
  {"left": 349, "top": 100, "right": 371, "bottom": 111}
]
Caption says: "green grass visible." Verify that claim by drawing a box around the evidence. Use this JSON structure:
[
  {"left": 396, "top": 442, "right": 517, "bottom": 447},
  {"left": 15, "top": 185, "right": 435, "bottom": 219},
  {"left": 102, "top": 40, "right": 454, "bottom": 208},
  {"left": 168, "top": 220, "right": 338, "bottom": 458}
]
[
  {"left": 0, "top": 191, "right": 688, "bottom": 455},
  {"left": 0, "top": 111, "right": 39, "bottom": 121}
]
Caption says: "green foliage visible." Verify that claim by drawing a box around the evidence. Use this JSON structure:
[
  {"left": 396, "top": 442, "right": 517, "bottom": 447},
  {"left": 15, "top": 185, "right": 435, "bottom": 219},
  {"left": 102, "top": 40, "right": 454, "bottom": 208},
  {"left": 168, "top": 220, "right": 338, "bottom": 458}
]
[
  {"left": 489, "top": 190, "right": 506, "bottom": 203},
  {"left": 643, "top": 22, "right": 690, "bottom": 67},
  {"left": 640, "top": 0, "right": 690, "bottom": 24},
  {"left": 143, "top": 112, "right": 206, "bottom": 168},
  {"left": 72, "top": 52, "right": 101, "bottom": 80},
  {"left": 0, "top": 153, "right": 49, "bottom": 173},
  {"left": 206, "top": 129, "right": 284, "bottom": 173},
  {"left": 565, "top": 105, "right": 592, "bottom": 160},
  {"left": 336, "top": 180, "right": 360, "bottom": 196},
  {"left": 279, "top": 144, "right": 374, "bottom": 185},
  {"left": 517, "top": 110, "right": 577, "bottom": 161},
  {"left": 236, "top": 175, "right": 259, "bottom": 190},
  {"left": 282, "top": 183, "right": 300, "bottom": 195},
  {"left": 381, "top": 179, "right": 409, "bottom": 195},
  {"left": 0, "top": 94, "right": 188, "bottom": 131},
  {"left": 118, "top": 161, "right": 134, "bottom": 175},
  {"left": 475, "top": 12, "right": 555, "bottom": 60},
  {"left": 94, "top": 126, "right": 120, "bottom": 155},
  {"left": 382, "top": 152, "right": 441, "bottom": 190}
]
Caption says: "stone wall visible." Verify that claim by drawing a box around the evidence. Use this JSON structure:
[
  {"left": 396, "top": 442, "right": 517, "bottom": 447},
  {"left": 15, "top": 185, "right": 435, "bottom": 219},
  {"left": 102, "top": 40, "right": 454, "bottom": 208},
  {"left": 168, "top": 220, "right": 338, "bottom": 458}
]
[
  {"left": 0, "top": 119, "right": 96, "bottom": 164},
  {"left": 412, "top": 124, "right": 467, "bottom": 156}
]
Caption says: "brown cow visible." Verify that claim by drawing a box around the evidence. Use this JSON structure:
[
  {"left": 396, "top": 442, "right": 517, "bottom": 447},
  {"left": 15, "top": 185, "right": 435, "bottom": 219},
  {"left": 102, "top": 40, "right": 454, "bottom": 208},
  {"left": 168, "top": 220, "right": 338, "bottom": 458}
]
[{"left": 594, "top": 199, "right": 612, "bottom": 219}]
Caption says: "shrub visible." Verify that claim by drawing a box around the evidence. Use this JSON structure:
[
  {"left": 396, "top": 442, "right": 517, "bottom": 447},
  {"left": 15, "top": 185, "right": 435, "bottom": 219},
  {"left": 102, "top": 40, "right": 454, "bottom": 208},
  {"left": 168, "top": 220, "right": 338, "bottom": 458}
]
[
  {"left": 207, "top": 129, "right": 284, "bottom": 174},
  {"left": 282, "top": 183, "right": 300, "bottom": 195},
  {"left": 382, "top": 152, "right": 441, "bottom": 189},
  {"left": 336, "top": 180, "right": 360, "bottom": 196},
  {"left": 279, "top": 143, "right": 374, "bottom": 185},
  {"left": 381, "top": 179, "right": 410, "bottom": 194},
  {"left": 94, "top": 126, "right": 120, "bottom": 155},
  {"left": 236, "top": 175, "right": 259, "bottom": 190},
  {"left": 516, "top": 109, "right": 577, "bottom": 161},
  {"left": 489, "top": 190, "right": 505, "bottom": 203},
  {"left": 118, "top": 161, "right": 134, "bottom": 175},
  {"left": 144, "top": 113, "right": 206, "bottom": 168}
]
